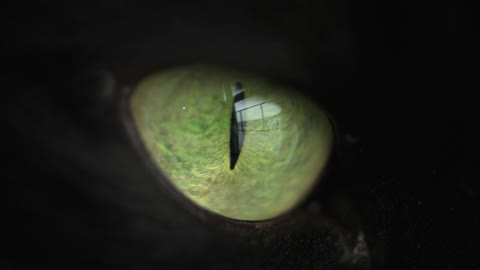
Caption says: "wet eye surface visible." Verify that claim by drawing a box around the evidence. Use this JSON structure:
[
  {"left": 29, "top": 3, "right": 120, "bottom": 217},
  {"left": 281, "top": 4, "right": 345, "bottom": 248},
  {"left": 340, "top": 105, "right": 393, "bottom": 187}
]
[{"left": 130, "top": 65, "right": 333, "bottom": 221}]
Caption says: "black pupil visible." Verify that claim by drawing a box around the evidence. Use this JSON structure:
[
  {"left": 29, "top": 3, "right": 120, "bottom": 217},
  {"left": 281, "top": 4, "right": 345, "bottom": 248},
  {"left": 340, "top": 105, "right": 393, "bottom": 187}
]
[{"left": 230, "top": 82, "right": 246, "bottom": 170}]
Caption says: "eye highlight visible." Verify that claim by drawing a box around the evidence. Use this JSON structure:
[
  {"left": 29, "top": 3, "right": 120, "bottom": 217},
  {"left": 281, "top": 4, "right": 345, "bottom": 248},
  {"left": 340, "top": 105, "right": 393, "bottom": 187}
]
[{"left": 130, "top": 65, "right": 333, "bottom": 221}]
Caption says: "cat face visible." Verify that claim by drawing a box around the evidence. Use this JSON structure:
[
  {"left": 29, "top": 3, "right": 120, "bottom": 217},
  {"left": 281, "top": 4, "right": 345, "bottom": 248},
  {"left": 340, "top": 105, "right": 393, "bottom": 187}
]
[{"left": 5, "top": 1, "right": 470, "bottom": 269}]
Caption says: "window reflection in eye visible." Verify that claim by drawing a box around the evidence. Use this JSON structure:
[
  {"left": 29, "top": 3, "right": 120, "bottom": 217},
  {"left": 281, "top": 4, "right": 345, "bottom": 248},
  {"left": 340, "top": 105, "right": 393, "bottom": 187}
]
[{"left": 129, "top": 65, "right": 334, "bottom": 221}]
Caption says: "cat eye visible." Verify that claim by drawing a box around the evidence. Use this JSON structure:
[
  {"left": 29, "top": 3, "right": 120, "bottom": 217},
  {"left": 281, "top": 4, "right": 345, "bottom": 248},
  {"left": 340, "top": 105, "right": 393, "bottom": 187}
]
[{"left": 129, "top": 65, "right": 333, "bottom": 221}]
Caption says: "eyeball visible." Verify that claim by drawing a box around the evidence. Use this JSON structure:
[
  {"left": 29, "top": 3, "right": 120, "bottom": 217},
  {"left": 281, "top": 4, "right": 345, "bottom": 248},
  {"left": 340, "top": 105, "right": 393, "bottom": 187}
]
[{"left": 130, "top": 65, "right": 333, "bottom": 221}]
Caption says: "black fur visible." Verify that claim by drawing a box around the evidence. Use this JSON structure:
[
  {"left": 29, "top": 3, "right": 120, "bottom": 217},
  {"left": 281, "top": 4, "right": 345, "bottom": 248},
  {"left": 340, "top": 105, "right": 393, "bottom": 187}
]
[{"left": 4, "top": 1, "right": 473, "bottom": 269}]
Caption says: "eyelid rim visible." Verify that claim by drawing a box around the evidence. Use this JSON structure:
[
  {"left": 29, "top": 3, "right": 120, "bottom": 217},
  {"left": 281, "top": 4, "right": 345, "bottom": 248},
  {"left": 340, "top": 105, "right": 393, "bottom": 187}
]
[{"left": 114, "top": 65, "right": 341, "bottom": 229}]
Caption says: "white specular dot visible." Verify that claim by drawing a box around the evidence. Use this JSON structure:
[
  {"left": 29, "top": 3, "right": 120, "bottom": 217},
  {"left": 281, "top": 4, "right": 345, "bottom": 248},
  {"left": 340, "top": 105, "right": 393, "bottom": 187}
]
[{"left": 182, "top": 106, "right": 186, "bottom": 110}]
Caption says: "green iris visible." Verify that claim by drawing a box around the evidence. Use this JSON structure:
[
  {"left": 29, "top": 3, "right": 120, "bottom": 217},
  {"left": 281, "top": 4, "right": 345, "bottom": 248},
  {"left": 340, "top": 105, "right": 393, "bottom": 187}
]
[{"left": 130, "top": 65, "right": 333, "bottom": 221}]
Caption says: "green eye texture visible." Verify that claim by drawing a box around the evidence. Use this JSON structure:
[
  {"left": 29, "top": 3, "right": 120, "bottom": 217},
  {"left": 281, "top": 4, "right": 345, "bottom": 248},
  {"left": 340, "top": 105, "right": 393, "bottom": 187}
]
[{"left": 130, "top": 65, "right": 333, "bottom": 221}]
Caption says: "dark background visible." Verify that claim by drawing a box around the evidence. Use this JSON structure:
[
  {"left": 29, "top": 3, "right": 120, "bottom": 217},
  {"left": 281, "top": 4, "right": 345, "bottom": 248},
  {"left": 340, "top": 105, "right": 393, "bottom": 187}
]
[{"left": 4, "top": 0, "right": 474, "bottom": 269}]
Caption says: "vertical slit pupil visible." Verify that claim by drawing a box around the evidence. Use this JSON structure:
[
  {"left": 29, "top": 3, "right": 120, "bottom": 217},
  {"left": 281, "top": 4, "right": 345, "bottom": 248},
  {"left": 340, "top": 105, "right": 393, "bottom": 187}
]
[{"left": 230, "top": 82, "right": 245, "bottom": 170}]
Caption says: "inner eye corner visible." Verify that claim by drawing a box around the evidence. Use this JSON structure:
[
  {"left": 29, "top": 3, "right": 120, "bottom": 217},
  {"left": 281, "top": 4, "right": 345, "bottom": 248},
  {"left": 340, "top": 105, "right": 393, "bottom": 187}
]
[{"left": 127, "top": 65, "right": 335, "bottom": 221}]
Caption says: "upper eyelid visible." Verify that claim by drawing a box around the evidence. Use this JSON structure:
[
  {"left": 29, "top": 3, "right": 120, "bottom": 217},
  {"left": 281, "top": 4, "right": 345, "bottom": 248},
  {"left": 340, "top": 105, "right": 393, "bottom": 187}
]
[{"left": 94, "top": 34, "right": 344, "bottom": 87}]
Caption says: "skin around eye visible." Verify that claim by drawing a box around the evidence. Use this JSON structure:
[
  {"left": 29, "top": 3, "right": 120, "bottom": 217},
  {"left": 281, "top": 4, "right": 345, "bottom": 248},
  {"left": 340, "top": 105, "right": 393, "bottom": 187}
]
[{"left": 130, "top": 65, "right": 333, "bottom": 221}]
